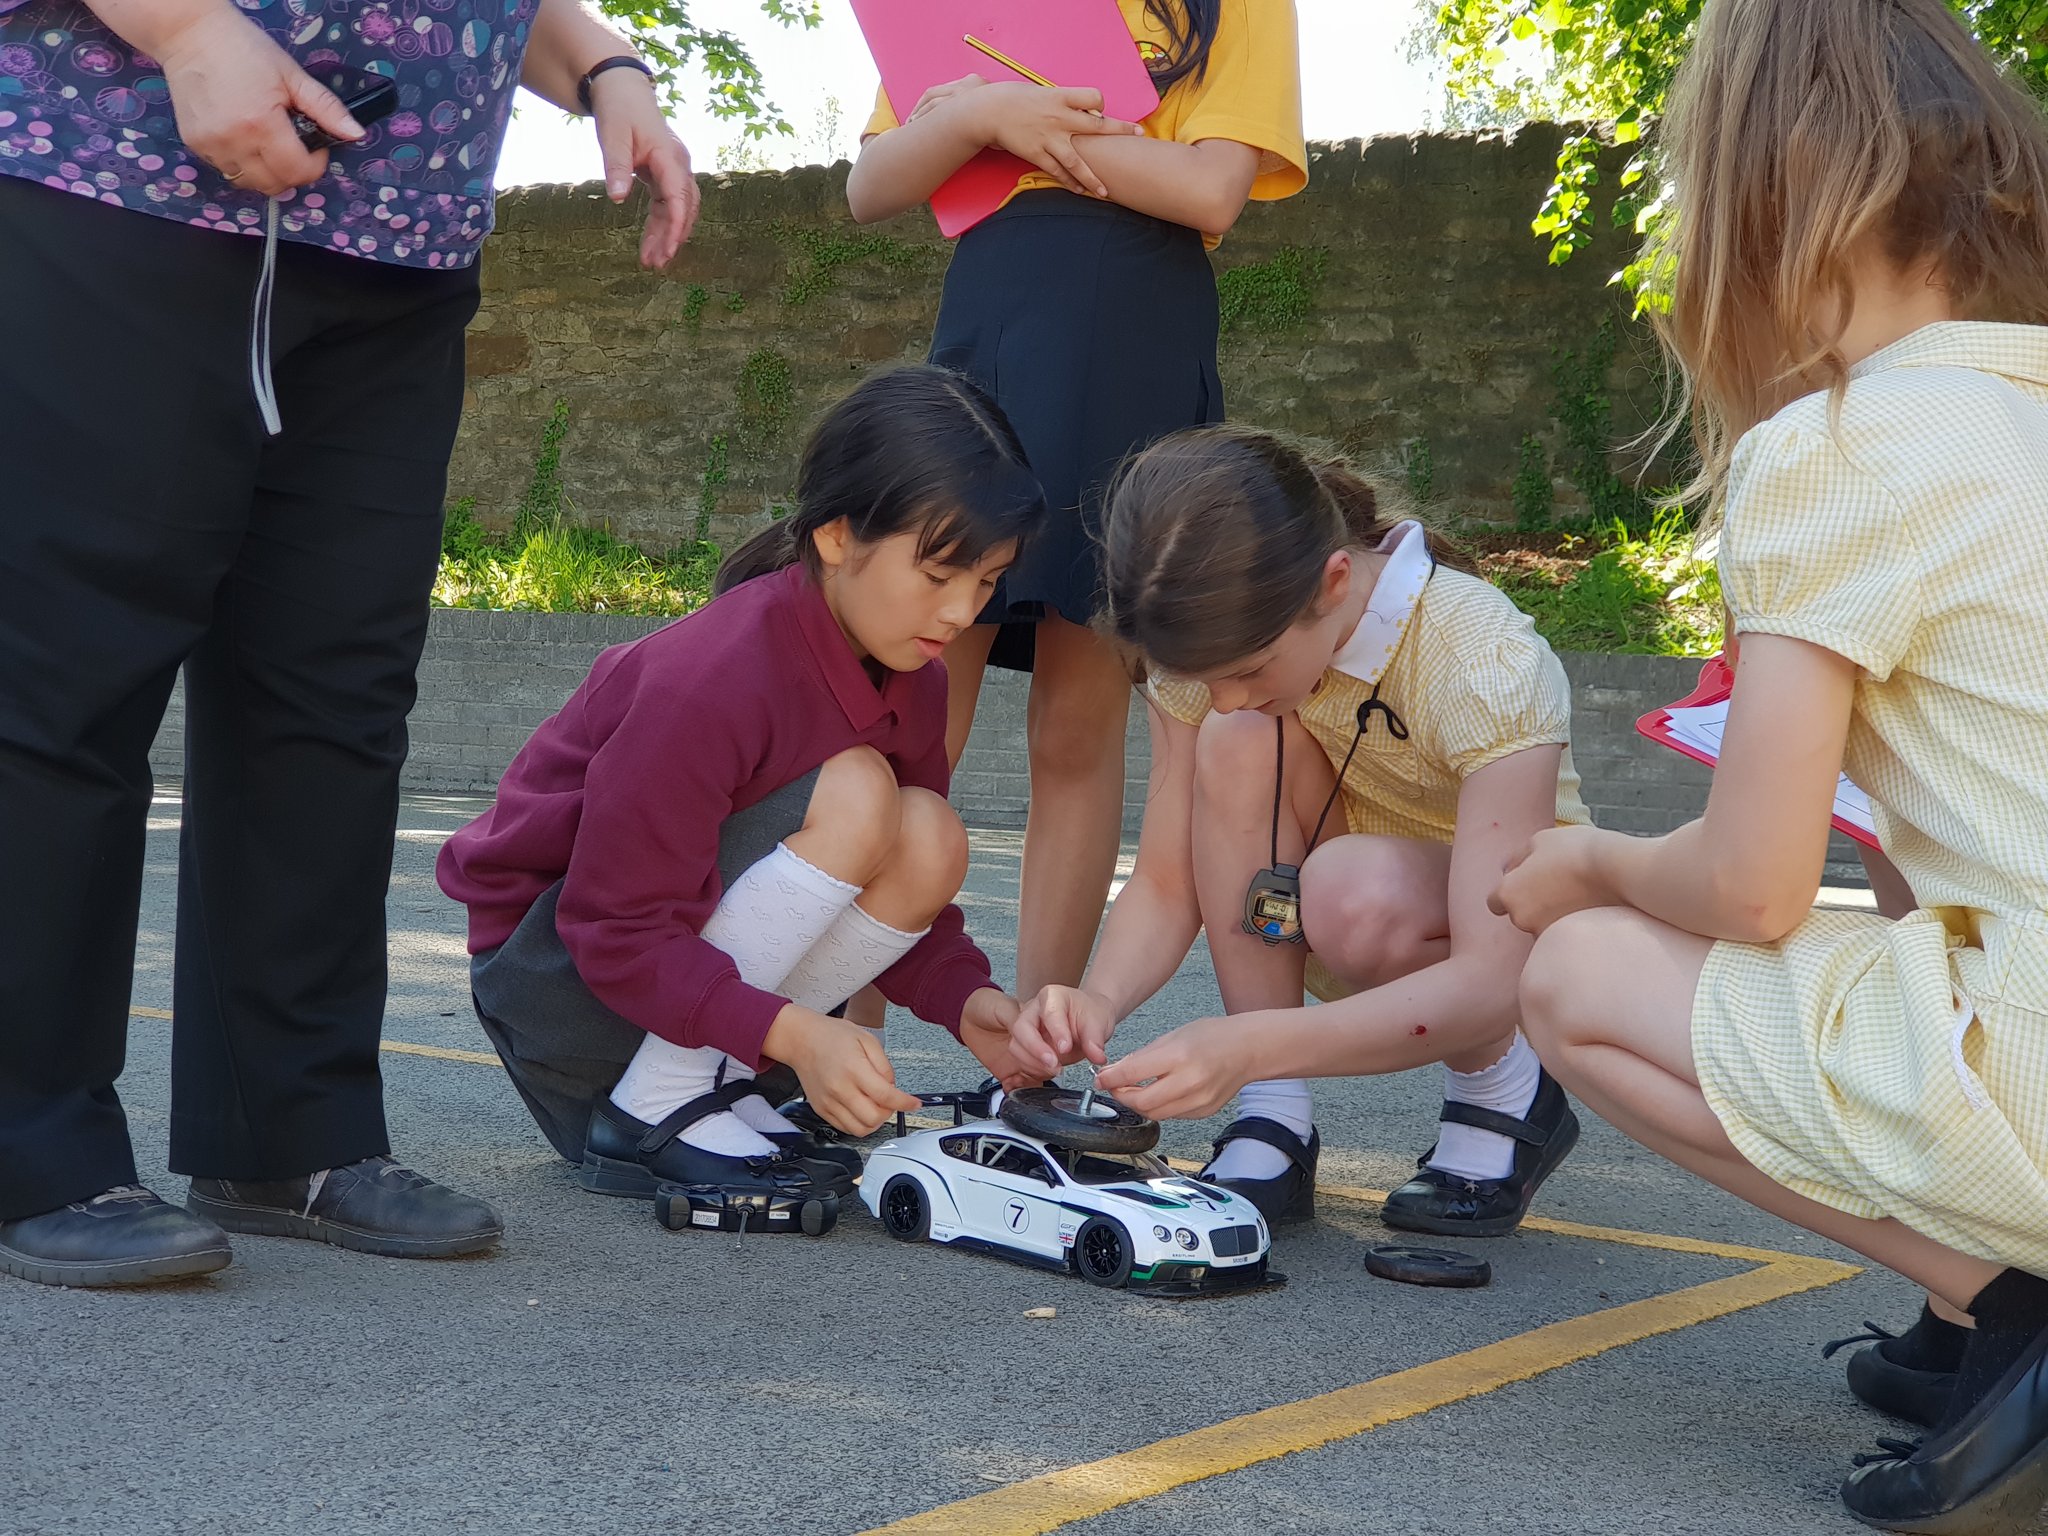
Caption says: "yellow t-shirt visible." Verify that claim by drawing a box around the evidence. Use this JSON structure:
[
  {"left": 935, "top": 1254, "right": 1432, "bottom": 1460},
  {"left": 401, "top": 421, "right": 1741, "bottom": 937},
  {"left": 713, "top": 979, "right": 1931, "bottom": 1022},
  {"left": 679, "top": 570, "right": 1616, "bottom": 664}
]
[
  {"left": 1147, "top": 563, "right": 1589, "bottom": 844},
  {"left": 862, "top": 0, "right": 1307, "bottom": 248}
]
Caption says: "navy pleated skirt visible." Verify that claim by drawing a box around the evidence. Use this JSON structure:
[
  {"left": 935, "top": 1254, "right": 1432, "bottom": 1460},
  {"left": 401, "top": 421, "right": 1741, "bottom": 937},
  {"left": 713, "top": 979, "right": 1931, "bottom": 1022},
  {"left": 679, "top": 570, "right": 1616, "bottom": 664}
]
[{"left": 928, "top": 189, "right": 1223, "bottom": 672}]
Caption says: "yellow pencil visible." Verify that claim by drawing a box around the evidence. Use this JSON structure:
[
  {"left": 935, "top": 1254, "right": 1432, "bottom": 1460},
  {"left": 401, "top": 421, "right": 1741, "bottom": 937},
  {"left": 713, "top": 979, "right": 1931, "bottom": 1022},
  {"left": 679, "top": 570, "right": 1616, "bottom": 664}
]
[{"left": 963, "top": 32, "right": 1057, "bottom": 89}]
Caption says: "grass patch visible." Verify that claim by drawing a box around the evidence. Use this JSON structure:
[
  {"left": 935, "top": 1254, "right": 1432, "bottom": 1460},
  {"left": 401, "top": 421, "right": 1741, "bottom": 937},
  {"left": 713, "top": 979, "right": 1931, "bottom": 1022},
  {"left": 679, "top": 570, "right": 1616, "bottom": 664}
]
[
  {"left": 433, "top": 500, "right": 1722, "bottom": 655},
  {"left": 435, "top": 500, "right": 720, "bottom": 617},
  {"left": 1475, "top": 510, "right": 1722, "bottom": 657}
]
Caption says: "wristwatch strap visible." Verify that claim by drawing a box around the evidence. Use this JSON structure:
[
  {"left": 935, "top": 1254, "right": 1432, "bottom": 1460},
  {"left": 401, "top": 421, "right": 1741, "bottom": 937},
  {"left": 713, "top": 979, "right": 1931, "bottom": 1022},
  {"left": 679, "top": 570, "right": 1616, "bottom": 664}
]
[{"left": 576, "top": 55, "right": 654, "bottom": 114}]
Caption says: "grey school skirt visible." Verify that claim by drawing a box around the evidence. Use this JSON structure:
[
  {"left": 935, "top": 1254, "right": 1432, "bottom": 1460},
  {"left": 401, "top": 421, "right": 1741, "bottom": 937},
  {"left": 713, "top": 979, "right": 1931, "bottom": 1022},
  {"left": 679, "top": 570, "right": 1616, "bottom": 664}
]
[{"left": 469, "top": 768, "right": 819, "bottom": 1162}]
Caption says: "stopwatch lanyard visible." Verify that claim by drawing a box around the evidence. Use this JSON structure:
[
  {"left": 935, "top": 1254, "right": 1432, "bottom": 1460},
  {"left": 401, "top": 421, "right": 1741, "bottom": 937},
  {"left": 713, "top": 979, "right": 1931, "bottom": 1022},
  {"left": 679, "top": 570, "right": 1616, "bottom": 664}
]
[{"left": 1270, "top": 682, "right": 1409, "bottom": 867}]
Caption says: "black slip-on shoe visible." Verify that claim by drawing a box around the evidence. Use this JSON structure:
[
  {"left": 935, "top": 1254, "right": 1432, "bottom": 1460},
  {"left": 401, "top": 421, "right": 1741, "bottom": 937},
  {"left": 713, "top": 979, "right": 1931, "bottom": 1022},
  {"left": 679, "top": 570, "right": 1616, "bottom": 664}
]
[
  {"left": 760, "top": 1128, "right": 863, "bottom": 1188},
  {"left": 1, "top": 1185, "right": 231, "bottom": 1288},
  {"left": 1381, "top": 1069, "right": 1580, "bottom": 1238},
  {"left": 1841, "top": 1320, "right": 2048, "bottom": 1534},
  {"left": 187, "top": 1157, "right": 502, "bottom": 1260},
  {"left": 1828, "top": 1317, "right": 1963, "bottom": 1429},
  {"left": 579, "top": 1096, "right": 844, "bottom": 1200},
  {"left": 1200, "top": 1118, "right": 1319, "bottom": 1226}
]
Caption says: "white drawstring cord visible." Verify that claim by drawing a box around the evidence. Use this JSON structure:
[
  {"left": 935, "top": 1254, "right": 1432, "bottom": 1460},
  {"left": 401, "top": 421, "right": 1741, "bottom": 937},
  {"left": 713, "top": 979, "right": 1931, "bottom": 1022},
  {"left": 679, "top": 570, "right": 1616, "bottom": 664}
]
[{"left": 249, "top": 195, "right": 282, "bottom": 437}]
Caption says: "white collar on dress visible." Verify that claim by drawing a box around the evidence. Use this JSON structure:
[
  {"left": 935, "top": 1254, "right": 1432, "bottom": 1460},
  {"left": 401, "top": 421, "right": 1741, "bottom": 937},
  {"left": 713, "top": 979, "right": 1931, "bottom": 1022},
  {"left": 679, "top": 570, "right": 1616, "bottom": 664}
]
[{"left": 1327, "top": 520, "right": 1433, "bottom": 687}]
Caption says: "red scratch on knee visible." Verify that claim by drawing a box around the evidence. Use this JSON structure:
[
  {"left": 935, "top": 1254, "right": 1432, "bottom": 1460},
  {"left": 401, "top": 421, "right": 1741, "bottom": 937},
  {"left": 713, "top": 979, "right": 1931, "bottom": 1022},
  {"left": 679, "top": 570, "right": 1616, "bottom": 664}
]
[{"left": 1410, "top": 1025, "right": 1428, "bottom": 1036}]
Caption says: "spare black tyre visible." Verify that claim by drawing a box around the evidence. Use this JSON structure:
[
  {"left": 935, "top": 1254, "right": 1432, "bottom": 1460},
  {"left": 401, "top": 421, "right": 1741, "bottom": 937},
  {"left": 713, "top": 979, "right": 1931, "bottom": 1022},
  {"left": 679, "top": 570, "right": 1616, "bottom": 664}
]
[{"left": 999, "top": 1086, "right": 1159, "bottom": 1154}]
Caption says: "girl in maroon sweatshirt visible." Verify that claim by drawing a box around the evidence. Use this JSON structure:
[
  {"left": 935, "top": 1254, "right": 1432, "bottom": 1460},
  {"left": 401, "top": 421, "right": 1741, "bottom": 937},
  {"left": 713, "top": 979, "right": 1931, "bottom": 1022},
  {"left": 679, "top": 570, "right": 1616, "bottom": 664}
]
[{"left": 438, "top": 367, "right": 1042, "bottom": 1220}]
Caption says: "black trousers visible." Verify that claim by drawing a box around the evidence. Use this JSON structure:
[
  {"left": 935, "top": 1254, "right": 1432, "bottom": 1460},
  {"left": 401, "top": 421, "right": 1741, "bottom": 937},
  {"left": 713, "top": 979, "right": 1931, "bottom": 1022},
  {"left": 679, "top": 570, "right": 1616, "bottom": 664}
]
[{"left": 0, "top": 175, "right": 481, "bottom": 1219}]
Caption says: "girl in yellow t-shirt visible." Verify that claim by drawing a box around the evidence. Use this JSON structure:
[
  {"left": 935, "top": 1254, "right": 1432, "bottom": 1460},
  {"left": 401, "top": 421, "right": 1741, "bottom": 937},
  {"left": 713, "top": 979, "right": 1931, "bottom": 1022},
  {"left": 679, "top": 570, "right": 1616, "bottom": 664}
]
[
  {"left": 847, "top": 2, "right": 1306, "bottom": 1026},
  {"left": 1490, "top": 0, "right": 2048, "bottom": 1528},
  {"left": 1002, "top": 424, "right": 1587, "bottom": 1239}
]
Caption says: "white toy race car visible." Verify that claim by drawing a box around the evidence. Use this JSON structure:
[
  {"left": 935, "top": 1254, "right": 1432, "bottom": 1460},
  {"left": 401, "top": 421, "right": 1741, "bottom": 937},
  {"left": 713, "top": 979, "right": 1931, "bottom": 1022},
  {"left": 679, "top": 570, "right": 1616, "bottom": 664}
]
[{"left": 859, "top": 1086, "right": 1278, "bottom": 1296}]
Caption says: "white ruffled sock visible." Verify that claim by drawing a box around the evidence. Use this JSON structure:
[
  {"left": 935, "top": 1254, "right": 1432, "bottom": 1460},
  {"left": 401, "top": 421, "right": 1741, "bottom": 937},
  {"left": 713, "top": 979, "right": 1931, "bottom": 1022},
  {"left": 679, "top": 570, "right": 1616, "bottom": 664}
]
[
  {"left": 1426, "top": 1034, "right": 1541, "bottom": 1182},
  {"left": 1207, "top": 1079, "right": 1314, "bottom": 1182},
  {"left": 610, "top": 841, "right": 859, "bottom": 1155}
]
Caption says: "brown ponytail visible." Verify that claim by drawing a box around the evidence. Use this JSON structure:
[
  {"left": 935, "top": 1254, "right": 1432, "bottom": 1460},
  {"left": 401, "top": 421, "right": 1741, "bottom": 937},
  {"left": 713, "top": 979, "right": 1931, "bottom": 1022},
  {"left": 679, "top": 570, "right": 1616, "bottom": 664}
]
[
  {"left": 713, "top": 519, "right": 800, "bottom": 596},
  {"left": 1101, "top": 424, "right": 1467, "bottom": 678}
]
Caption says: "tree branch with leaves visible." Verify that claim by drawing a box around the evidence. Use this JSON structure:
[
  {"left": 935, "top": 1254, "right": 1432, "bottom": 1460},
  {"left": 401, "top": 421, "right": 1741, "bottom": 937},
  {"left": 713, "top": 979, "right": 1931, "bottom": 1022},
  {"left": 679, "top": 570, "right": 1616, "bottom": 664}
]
[
  {"left": 1430, "top": 0, "right": 2047, "bottom": 295},
  {"left": 592, "top": 0, "right": 821, "bottom": 140}
]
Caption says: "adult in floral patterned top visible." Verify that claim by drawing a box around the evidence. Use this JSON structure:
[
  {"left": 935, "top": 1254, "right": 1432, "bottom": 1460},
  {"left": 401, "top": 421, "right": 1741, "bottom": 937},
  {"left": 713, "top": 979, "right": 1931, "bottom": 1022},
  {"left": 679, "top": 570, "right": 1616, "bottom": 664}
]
[{"left": 0, "top": 0, "right": 699, "bottom": 1289}]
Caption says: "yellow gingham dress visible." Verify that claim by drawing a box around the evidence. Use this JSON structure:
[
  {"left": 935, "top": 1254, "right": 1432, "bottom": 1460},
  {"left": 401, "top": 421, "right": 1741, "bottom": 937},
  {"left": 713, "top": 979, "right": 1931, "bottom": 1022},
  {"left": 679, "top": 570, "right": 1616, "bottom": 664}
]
[
  {"left": 1693, "top": 322, "right": 2048, "bottom": 1272},
  {"left": 1149, "top": 520, "right": 1590, "bottom": 1000}
]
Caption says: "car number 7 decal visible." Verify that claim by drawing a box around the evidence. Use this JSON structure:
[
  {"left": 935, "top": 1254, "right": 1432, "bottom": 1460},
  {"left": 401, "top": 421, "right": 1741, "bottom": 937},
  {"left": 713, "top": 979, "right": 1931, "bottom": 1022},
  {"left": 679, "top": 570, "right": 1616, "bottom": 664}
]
[{"left": 1004, "top": 1198, "right": 1029, "bottom": 1233}]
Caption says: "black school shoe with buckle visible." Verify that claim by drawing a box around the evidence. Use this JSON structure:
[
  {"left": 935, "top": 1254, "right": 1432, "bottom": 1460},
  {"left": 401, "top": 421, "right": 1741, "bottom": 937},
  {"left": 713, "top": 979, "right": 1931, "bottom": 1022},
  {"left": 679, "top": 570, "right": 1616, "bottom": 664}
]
[
  {"left": 1381, "top": 1069, "right": 1580, "bottom": 1238},
  {"left": 1200, "top": 1118, "right": 1319, "bottom": 1226},
  {"left": 1841, "top": 1317, "right": 2048, "bottom": 1534},
  {"left": 579, "top": 1094, "right": 852, "bottom": 1201},
  {"left": 186, "top": 1157, "right": 503, "bottom": 1259},
  {"left": 1, "top": 1184, "right": 233, "bottom": 1288}
]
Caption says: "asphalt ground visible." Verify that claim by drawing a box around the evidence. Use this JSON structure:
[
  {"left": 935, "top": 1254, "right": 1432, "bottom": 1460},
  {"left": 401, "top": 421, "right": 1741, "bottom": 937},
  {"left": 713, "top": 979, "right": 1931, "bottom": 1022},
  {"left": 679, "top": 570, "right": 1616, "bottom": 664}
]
[{"left": 0, "top": 792, "right": 1976, "bottom": 1536}]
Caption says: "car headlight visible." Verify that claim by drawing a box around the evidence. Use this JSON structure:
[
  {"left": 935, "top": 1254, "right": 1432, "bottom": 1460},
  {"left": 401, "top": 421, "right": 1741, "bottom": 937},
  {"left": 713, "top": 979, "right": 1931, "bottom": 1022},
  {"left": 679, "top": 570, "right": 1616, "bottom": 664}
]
[
  {"left": 1153, "top": 1225, "right": 1172, "bottom": 1242},
  {"left": 1176, "top": 1227, "right": 1198, "bottom": 1250}
]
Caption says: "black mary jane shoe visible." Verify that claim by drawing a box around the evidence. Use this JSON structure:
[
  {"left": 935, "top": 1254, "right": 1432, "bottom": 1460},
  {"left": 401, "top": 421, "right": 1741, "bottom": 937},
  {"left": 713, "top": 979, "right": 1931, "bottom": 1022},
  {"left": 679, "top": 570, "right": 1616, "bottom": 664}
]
[
  {"left": 1200, "top": 1118, "right": 1319, "bottom": 1226},
  {"left": 579, "top": 1095, "right": 849, "bottom": 1201},
  {"left": 1827, "top": 1317, "right": 1961, "bottom": 1430},
  {"left": 1381, "top": 1069, "right": 1580, "bottom": 1238},
  {"left": 1840, "top": 1321, "right": 2048, "bottom": 1534}
]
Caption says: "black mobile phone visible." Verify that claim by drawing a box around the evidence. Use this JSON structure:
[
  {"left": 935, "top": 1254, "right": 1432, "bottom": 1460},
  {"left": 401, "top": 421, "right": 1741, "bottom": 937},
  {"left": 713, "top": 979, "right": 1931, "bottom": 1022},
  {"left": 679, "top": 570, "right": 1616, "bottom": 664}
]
[{"left": 294, "top": 70, "right": 399, "bottom": 151}]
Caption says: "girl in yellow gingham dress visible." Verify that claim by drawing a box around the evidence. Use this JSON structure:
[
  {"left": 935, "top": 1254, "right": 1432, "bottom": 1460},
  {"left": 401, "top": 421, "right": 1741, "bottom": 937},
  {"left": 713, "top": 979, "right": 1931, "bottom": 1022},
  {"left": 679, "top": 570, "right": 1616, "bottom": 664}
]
[
  {"left": 1492, "top": 1, "right": 2048, "bottom": 1528},
  {"left": 1000, "top": 424, "right": 1588, "bottom": 1239}
]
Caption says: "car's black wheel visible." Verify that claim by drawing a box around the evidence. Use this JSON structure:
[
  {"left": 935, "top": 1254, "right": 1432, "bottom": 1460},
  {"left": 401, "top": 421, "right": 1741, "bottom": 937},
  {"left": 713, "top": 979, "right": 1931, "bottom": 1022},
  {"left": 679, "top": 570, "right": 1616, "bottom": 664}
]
[
  {"left": 1073, "top": 1215, "right": 1135, "bottom": 1288},
  {"left": 999, "top": 1086, "right": 1158, "bottom": 1154},
  {"left": 878, "top": 1174, "right": 929, "bottom": 1241}
]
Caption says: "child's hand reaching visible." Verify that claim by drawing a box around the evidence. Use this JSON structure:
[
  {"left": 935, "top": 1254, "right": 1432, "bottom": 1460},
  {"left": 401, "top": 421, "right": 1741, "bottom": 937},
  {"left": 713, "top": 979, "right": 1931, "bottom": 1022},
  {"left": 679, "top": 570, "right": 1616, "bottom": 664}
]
[
  {"left": 763, "top": 1004, "right": 920, "bottom": 1137},
  {"left": 1095, "top": 1014, "right": 1255, "bottom": 1121},
  {"left": 1008, "top": 985, "right": 1117, "bottom": 1080},
  {"left": 958, "top": 986, "right": 1034, "bottom": 1084}
]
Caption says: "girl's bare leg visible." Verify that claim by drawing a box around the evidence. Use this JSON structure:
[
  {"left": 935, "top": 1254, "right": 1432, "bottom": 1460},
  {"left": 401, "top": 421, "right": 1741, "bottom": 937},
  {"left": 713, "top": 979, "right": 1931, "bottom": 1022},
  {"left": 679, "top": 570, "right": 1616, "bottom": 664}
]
[
  {"left": 1014, "top": 614, "right": 1132, "bottom": 997},
  {"left": 1522, "top": 906, "right": 2002, "bottom": 1311}
]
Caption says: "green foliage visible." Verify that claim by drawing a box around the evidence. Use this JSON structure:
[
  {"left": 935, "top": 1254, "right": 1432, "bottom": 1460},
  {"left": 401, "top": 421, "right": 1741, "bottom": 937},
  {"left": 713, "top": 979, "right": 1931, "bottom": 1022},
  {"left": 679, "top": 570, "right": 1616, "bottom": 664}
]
[
  {"left": 778, "top": 227, "right": 927, "bottom": 306},
  {"left": 726, "top": 291, "right": 748, "bottom": 314},
  {"left": 679, "top": 283, "right": 710, "bottom": 333},
  {"left": 1216, "top": 246, "right": 1329, "bottom": 334},
  {"left": 697, "top": 434, "right": 730, "bottom": 541},
  {"left": 512, "top": 398, "right": 572, "bottom": 544},
  {"left": 1429, "top": 0, "right": 2047, "bottom": 290},
  {"left": 1511, "top": 434, "right": 1555, "bottom": 528},
  {"left": 441, "top": 497, "right": 492, "bottom": 562},
  {"left": 735, "top": 347, "right": 795, "bottom": 452},
  {"left": 1403, "top": 438, "right": 1437, "bottom": 505},
  {"left": 435, "top": 522, "right": 722, "bottom": 616},
  {"left": 1488, "top": 510, "right": 1722, "bottom": 655},
  {"left": 590, "top": 0, "right": 821, "bottom": 140},
  {"left": 1551, "top": 315, "right": 1650, "bottom": 525}
]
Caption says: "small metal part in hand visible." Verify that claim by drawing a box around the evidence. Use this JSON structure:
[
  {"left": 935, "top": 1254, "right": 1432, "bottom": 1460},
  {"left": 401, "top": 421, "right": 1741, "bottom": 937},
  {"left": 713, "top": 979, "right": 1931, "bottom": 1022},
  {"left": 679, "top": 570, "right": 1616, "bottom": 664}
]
[{"left": 1077, "top": 1062, "right": 1100, "bottom": 1119}]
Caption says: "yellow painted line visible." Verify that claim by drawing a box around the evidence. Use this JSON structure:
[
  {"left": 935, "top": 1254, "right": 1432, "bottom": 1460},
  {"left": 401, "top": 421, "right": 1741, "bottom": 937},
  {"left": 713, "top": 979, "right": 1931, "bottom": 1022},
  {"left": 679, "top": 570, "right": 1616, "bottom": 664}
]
[
  {"left": 377, "top": 1039, "right": 502, "bottom": 1066},
  {"left": 859, "top": 1252, "right": 1854, "bottom": 1536},
  {"left": 133, "top": 1008, "right": 1862, "bottom": 1536},
  {"left": 131, "top": 1008, "right": 501, "bottom": 1068}
]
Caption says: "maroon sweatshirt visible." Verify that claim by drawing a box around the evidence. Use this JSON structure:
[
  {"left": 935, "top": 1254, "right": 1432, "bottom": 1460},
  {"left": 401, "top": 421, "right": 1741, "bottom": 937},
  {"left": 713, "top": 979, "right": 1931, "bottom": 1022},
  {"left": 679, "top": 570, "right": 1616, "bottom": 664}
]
[{"left": 436, "top": 564, "right": 996, "bottom": 1067}]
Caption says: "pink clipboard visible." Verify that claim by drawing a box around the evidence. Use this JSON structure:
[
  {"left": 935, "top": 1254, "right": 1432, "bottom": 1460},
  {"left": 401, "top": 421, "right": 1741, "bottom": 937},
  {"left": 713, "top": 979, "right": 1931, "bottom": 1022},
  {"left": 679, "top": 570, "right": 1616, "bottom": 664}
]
[
  {"left": 849, "top": 0, "right": 1161, "bottom": 238},
  {"left": 1636, "top": 654, "right": 1881, "bottom": 849}
]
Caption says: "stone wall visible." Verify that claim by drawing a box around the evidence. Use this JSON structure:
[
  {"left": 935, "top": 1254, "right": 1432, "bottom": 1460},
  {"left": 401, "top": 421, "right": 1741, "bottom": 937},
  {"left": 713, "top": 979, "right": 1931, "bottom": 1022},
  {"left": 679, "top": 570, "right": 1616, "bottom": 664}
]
[
  {"left": 449, "top": 126, "right": 1667, "bottom": 551},
  {"left": 148, "top": 613, "right": 1867, "bottom": 886}
]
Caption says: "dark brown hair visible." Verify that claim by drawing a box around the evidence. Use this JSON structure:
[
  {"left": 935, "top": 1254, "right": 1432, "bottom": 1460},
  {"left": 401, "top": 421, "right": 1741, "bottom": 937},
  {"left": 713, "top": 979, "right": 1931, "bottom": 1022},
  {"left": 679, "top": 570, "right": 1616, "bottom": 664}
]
[
  {"left": 1100, "top": 424, "right": 1469, "bottom": 678},
  {"left": 714, "top": 365, "right": 1043, "bottom": 595},
  {"left": 1645, "top": 0, "right": 2048, "bottom": 513}
]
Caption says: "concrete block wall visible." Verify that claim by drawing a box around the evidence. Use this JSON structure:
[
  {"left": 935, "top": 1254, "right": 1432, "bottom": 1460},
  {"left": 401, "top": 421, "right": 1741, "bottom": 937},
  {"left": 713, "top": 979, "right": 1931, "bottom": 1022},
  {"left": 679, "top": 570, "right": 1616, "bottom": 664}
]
[{"left": 148, "top": 610, "right": 1868, "bottom": 886}]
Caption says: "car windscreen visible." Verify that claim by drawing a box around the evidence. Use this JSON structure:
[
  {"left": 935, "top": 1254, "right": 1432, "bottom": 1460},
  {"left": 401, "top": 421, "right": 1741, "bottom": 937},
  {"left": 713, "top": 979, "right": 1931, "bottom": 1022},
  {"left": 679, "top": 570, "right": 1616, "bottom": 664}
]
[{"left": 1054, "top": 1148, "right": 1173, "bottom": 1184}]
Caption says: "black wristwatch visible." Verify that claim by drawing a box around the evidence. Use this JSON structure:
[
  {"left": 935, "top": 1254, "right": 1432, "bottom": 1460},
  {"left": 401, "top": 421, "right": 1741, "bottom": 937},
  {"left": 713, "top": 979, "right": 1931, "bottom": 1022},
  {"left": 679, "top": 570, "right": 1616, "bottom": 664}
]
[{"left": 576, "top": 55, "right": 654, "bottom": 114}]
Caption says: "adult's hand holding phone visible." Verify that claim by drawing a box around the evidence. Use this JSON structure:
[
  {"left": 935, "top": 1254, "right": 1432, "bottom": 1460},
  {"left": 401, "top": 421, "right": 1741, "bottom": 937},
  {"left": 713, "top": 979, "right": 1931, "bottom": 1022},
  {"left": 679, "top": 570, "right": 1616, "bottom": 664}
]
[{"left": 128, "top": 1, "right": 364, "bottom": 196}]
